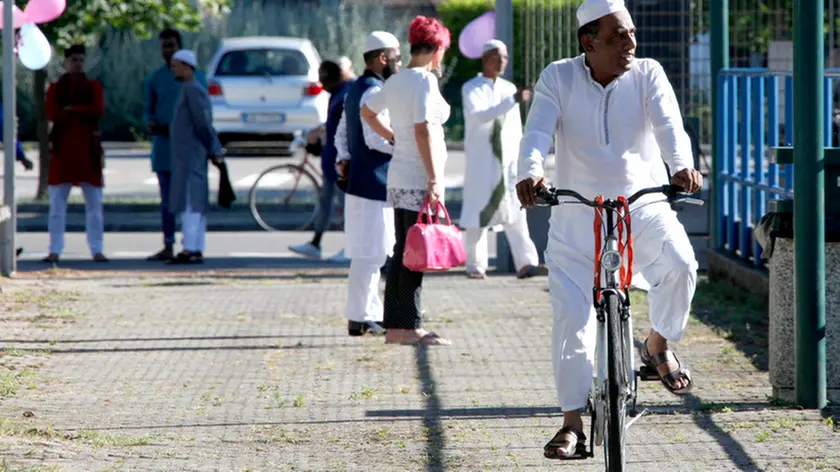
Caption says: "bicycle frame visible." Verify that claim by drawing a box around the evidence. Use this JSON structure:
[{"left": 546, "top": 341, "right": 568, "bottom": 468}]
[
  {"left": 592, "top": 204, "right": 637, "bottom": 449},
  {"left": 534, "top": 184, "right": 704, "bottom": 459}
]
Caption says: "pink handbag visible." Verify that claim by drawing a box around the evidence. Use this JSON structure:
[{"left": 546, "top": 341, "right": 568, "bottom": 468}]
[{"left": 403, "top": 198, "right": 466, "bottom": 272}]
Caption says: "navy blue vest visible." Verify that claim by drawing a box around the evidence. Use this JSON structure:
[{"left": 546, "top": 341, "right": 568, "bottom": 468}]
[{"left": 345, "top": 71, "right": 391, "bottom": 202}]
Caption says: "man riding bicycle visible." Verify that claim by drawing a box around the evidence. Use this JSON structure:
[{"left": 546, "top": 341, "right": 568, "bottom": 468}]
[{"left": 515, "top": 0, "right": 703, "bottom": 460}]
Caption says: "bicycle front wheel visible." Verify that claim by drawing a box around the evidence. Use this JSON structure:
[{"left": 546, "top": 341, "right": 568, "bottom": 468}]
[
  {"left": 249, "top": 164, "right": 321, "bottom": 231},
  {"left": 604, "top": 291, "right": 628, "bottom": 471}
]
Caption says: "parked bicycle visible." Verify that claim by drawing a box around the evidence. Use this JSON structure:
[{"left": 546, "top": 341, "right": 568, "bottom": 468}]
[
  {"left": 248, "top": 129, "right": 343, "bottom": 232},
  {"left": 535, "top": 184, "right": 703, "bottom": 471}
]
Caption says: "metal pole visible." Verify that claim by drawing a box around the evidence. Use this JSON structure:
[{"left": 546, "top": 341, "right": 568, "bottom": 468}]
[
  {"left": 495, "top": 0, "right": 516, "bottom": 272},
  {"left": 2, "top": 0, "right": 17, "bottom": 276},
  {"left": 496, "top": 0, "right": 513, "bottom": 81},
  {"left": 710, "top": 0, "right": 729, "bottom": 250},
  {"left": 793, "top": 0, "right": 827, "bottom": 409}
]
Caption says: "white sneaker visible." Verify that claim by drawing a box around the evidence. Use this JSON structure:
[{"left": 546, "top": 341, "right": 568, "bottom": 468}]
[
  {"left": 327, "top": 249, "right": 350, "bottom": 263},
  {"left": 289, "top": 243, "right": 322, "bottom": 260}
]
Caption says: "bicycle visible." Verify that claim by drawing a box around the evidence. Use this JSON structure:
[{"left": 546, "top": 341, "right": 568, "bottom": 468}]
[
  {"left": 534, "top": 184, "right": 703, "bottom": 471},
  {"left": 248, "top": 129, "right": 343, "bottom": 232}
]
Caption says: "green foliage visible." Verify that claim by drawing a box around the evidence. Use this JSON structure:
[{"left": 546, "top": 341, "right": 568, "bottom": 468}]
[{"left": 26, "top": 0, "right": 232, "bottom": 50}]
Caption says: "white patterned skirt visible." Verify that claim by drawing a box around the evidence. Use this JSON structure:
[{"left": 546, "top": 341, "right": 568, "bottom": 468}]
[{"left": 344, "top": 194, "right": 395, "bottom": 260}]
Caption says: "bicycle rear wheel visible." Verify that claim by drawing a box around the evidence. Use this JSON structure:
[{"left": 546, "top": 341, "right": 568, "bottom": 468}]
[
  {"left": 249, "top": 164, "right": 320, "bottom": 231},
  {"left": 603, "top": 291, "right": 628, "bottom": 471}
]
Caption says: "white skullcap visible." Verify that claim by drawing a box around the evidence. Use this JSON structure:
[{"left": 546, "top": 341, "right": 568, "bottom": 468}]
[
  {"left": 172, "top": 49, "right": 198, "bottom": 68},
  {"left": 576, "top": 0, "right": 627, "bottom": 27},
  {"left": 481, "top": 39, "right": 507, "bottom": 55},
  {"left": 363, "top": 31, "right": 400, "bottom": 54}
]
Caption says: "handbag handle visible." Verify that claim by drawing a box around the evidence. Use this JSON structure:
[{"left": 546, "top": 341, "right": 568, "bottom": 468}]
[{"left": 416, "top": 197, "right": 453, "bottom": 226}]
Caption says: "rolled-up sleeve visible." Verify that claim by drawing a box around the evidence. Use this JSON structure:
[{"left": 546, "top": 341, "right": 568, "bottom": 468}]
[
  {"left": 360, "top": 86, "right": 393, "bottom": 154},
  {"left": 462, "top": 81, "right": 517, "bottom": 124},
  {"left": 645, "top": 60, "right": 694, "bottom": 173},
  {"left": 518, "top": 66, "right": 562, "bottom": 182}
]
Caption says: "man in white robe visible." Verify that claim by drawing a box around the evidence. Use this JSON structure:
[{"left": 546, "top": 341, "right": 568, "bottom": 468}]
[
  {"left": 334, "top": 32, "right": 401, "bottom": 336},
  {"left": 461, "top": 40, "right": 543, "bottom": 280},
  {"left": 515, "top": 0, "right": 703, "bottom": 459}
]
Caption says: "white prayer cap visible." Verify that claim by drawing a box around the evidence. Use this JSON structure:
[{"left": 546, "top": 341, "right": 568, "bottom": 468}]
[
  {"left": 481, "top": 39, "right": 507, "bottom": 56},
  {"left": 172, "top": 49, "right": 198, "bottom": 68},
  {"left": 576, "top": 0, "right": 627, "bottom": 27},
  {"left": 363, "top": 31, "right": 400, "bottom": 54}
]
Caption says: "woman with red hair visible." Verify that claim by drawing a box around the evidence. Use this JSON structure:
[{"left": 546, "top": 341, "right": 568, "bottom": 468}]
[{"left": 362, "top": 16, "right": 453, "bottom": 346}]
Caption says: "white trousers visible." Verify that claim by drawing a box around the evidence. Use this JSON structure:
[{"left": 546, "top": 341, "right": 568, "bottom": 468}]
[
  {"left": 48, "top": 183, "right": 104, "bottom": 256},
  {"left": 465, "top": 209, "right": 539, "bottom": 274},
  {"left": 181, "top": 192, "right": 206, "bottom": 252},
  {"left": 547, "top": 203, "right": 697, "bottom": 411},
  {"left": 346, "top": 256, "right": 386, "bottom": 323},
  {"left": 344, "top": 194, "right": 392, "bottom": 323}
]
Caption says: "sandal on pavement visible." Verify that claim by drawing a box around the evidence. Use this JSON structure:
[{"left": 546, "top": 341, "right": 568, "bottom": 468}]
[
  {"left": 641, "top": 337, "right": 694, "bottom": 395},
  {"left": 544, "top": 426, "right": 588, "bottom": 460},
  {"left": 385, "top": 331, "right": 452, "bottom": 346},
  {"left": 147, "top": 248, "right": 174, "bottom": 261},
  {"left": 467, "top": 271, "right": 486, "bottom": 279},
  {"left": 517, "top": 264, "right": 549, "bottom": 279},
  {"left": 165, "top": 251, "right": 204, "bottom": 265}
]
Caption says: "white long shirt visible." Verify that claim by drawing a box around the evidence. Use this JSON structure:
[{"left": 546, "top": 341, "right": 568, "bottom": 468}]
[
  {"left": 460, "top": 74, "right": 522, "bottom": 229},
  {"left": 335, "top": 85, "right": 393, "bottom": 163},
  {"left": 518, "top": 55, "right": 694, "bottom": 204}
]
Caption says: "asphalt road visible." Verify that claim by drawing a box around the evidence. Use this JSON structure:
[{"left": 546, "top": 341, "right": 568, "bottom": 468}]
[
  {"left": 2, "top": 147, "right": 477, "bottom": 202},
  {"left": 13, "top": 230, "right": 500, "bottom": 272}
]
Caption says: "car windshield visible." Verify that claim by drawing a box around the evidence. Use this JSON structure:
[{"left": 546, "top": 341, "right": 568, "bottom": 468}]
[{"left": 215, "top": 48, "right": 310, "bottom": 76}]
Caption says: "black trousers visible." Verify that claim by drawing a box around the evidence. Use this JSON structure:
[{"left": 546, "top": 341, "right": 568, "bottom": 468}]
[{"left": 383, "top": 208, "right": 424, "bottom": 329}]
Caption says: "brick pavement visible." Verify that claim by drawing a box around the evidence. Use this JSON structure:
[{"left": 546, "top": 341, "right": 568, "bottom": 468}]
[{"left": 0, "top": 269, "right": 838, "bottom": 471}]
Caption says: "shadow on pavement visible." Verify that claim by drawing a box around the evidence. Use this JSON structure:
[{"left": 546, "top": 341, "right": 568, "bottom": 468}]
[
  {"left": 0, "top": 334, "right": 337, "bottom": 344},
  {"left": 13, "top": 257, "right": 352, "bottom": 277},
  {"left": 414, "top": 344, "right": 446, "bottom": 472},
  {"left": 632, "top": 337, "right": 764, "bottom": 471}
]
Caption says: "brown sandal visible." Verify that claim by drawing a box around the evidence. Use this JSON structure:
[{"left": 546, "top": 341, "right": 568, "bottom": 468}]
[
  {"left": 641, "top": 338, "right": 693, "bottom": 395},
  {"left": 544, "top": 426, "right": 587, "bottom": 460}
]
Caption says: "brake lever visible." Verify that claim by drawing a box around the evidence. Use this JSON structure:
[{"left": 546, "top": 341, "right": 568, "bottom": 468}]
[{"left": 678, "top": 197, "right": 705, "bottom": 206}]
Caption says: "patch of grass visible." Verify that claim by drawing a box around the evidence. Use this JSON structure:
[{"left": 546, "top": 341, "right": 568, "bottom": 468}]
[
  {"left": 691, "top": 278, "right": 768, "bottom": 350},
  {"left": 250, "top": 425, "right": 310, "bottom": 444},
  {"left": 693, "top": 402, "right": 733, "bottom": 414},
  {"left": 755, "top": 430, "right": 771, "bottom": 442},
  {"left": 292, "top": 395, "right": 305, "bottom": 408},
  {"left": 0, "top": 461, "right": 62, "bottom": 472},
  {"left": 74, "top": 429, "right": 160, "bottom": 447},
  {"left": 0, "top": 369, "right": 38, "bottom": 398},
  {"left": 349, "top": 386, "right": 375, "bottom": 401}
]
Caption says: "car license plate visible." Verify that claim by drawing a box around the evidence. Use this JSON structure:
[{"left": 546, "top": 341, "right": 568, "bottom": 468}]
[{"left": 242, "top": 113, "right": 285, "bottom": 124}]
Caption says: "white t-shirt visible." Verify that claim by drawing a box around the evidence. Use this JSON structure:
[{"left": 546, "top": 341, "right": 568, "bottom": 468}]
[{"left": 366, "top": 67, "right": 450, "bottom": 190}]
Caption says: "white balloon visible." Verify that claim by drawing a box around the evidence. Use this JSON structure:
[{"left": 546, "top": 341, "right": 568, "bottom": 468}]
[{"left": 17, "top": 23, "right": 52, "bottom": 71}]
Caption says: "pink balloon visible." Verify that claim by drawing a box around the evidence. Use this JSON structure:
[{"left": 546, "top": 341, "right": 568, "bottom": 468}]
[
  {"left": 0, "top": 3, "right": 28, "bottom": 29},
  {"left": 458, "top": 11, "right": 496, "bottom": 59},
  {"left": 23, "top": 0, "right": 65, "bottom": 24}
]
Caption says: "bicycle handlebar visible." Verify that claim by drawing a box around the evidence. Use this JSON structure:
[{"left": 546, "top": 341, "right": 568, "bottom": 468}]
[{"left": 535, "top": 184, "right": 705, "bottom": 208}]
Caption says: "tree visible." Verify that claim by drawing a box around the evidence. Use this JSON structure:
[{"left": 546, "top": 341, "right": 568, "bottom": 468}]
[{"left": 25, "top": 0, "right": 230, "bottom": 199}]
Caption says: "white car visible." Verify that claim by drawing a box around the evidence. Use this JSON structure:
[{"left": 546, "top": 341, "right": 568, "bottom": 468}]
[{"left": 206, "top": 36, "right": 329, "bottom": 156}]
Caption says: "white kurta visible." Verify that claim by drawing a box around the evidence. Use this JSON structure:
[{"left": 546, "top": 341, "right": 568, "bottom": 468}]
[
  {"left": 335, "top": 83, "right": 395, "bottom": 323},
  {"left": 335, "top": 85, "right": 396, "bottom": 261},
  {"left": 460, "top": 75, "right": 522, "bottom": 229},
  {"left": 518, "top": 55, "right": 698, "bottom": 411}
]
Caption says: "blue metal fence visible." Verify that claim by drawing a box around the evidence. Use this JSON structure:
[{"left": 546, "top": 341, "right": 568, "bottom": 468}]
[{"left": 715, "top": 68, "right": 838, "bottom": 266}]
